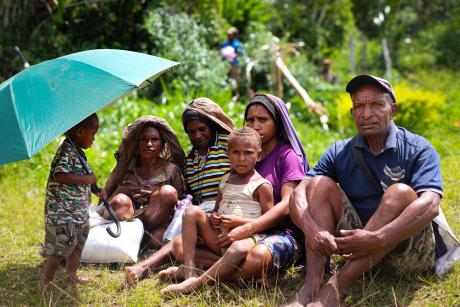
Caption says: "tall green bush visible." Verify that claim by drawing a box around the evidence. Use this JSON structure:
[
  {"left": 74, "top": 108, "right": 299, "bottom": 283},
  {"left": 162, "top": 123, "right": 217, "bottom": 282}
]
[{"left": 144, "top": 9, "right": 230, "bottom": 98}]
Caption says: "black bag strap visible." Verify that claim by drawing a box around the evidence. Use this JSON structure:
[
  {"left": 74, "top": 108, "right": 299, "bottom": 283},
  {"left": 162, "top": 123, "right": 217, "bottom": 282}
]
[{"left": 351, "top": 137, "right": 384, "bottom": 195}]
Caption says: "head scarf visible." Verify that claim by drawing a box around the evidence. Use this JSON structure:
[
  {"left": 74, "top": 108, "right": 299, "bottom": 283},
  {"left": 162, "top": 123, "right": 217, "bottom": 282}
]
[
  {"left": 245, "top": 93, "right": 309, "bottom": 173},
  {"left": 182, "top": 108, "right": 219, "bottom": 133},
  {"left": 104, "top": 115, "right": 185, "bottom": 198},
  {"left": 182, "top": 97, "right": 234, "bottom": 134}
]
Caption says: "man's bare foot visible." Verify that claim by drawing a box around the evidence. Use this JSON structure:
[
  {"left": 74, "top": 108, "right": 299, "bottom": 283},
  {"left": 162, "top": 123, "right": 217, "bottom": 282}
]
[
  {"left": 66, "top": 274, "right": 91, "bottom": 284},
  {"left": 282, "top": 282, "right": 321, "bottom": 307},
  {"left": 160, "top": 276, "right": 203, "bottom": 295},
  {"left": 124, "top": 266, "right": 145, "bottom": 286},
  {"left": 306, "top": 276, "right": 346, "bottom": 307},
  {"left": 38, "top": 279, "right": 52, "bottom": 295}
]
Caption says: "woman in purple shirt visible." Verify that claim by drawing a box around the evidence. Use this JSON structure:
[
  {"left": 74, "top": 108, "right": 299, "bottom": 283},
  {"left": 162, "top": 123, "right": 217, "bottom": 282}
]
[
  {"left": 161, "top": 94, "right": 308, "bottom": 294},
  {"left": 239, "top": 93, "right": 309, "bottom": 277}
]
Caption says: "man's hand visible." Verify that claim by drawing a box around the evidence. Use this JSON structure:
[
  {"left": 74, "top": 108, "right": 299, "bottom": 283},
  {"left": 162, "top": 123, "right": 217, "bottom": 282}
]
[
  {"left": 216, "top": 223, "right": 252, "bottom": 247},
  {"left": 335, "top": 229, "right": 384, "bottom": 260},
  {"left": 308, "top": 230, "right": 339, "bottom": 256}
]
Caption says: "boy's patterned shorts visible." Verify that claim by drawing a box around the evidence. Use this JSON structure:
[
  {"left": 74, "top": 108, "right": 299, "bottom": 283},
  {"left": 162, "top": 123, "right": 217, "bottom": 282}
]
[
  {"left": 336, "top": 190, "right": 436, "bottom": 273},
  {"left": 257, "top": 229, "right": 301, "bottom": 274},
  {"left": 44, "top": 221, "right": 90, "bottom": 257}
]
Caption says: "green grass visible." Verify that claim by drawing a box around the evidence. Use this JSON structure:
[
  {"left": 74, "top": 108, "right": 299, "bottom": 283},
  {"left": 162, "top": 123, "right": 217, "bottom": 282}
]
[
  {"left": 1, "top": 74, "right": 460, "bottom": 305},
  {"left": 1, "top": 127, "right": 459, "bottom": 306}
]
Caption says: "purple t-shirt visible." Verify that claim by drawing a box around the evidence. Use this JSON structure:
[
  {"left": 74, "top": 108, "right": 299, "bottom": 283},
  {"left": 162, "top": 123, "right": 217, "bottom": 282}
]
[{"left": 256, "top": 140, "right": 305, "bottom": 204}]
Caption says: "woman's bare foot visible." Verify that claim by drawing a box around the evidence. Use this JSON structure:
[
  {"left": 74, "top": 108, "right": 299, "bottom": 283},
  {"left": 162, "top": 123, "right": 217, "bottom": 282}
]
[
  {"left": 66, "top": 274, "right": 91, "bottom": 284},
  {"left": 160, "top": 276, "right": 203, "bottom": 295},
  {"left": 124, "top": 266, "right": 145, "bottom": 286}
]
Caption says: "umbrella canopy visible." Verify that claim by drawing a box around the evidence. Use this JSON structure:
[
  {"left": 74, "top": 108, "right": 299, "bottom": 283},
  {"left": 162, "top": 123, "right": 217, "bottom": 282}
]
[{"left": 0, "top": 49, "right": 178, "bottom": 166}]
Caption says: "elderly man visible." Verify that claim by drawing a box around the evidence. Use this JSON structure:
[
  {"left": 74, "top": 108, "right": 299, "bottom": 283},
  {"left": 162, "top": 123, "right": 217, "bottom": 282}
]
[{"left": 288, "top": 75, "right": 444, "bottom": 306}]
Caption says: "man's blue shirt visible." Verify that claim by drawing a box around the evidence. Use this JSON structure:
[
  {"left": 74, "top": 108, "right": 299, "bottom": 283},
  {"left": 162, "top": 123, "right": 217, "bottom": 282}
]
[
  {"left": 221, "top": 39, "right": 245, "bottom": 65},
  {"left": 307, "top": 121, "right": 443, "bottom": 224}
]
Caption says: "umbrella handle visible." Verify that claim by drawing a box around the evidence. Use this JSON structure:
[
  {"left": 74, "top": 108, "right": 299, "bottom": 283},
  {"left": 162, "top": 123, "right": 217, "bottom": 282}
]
[
  {"left": 64, "top": 133, "right": 122, "bottom": 238},
  {"left": 101, "top": 197, "right": 121, "bottom": 237},
  {"left": 91, "top": 184, "right": 121, "bottom": 238}
]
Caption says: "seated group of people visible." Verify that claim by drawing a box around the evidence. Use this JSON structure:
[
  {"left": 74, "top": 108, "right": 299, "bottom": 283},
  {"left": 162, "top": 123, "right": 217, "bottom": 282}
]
[{"left": 43, "top": 74, "right": 456, "bottom": 306}]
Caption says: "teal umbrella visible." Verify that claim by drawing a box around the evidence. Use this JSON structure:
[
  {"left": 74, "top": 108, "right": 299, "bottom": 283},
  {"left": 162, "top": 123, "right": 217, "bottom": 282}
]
[{"left": 0, "top": 49, "right": 178, "bottom": 166}]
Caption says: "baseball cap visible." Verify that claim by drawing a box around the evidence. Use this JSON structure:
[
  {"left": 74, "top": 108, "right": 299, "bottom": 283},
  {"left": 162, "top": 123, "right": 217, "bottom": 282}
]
[{"left": 346, "top": 74, "right": 396, "bottom": 104}]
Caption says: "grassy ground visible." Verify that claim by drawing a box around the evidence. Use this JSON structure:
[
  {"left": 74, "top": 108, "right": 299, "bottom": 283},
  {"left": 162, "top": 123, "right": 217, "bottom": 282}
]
[
  {"left": 0, "top": 126, "right": 459, "bottom": 307},
  {"left": 1, "top": 72, "right": 460, "bottom": 305}
]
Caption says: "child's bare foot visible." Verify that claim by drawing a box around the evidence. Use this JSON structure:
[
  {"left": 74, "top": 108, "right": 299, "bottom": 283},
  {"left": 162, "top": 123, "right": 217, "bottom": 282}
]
[
  {"left": 66, "top": 274, "right": 91, "bottom": 284},
  {"left": 160, "top": 276, "right": 202, "bottom": 295},
  {"left": 124, "top": 266, "right": 146, "bottom": 286}
]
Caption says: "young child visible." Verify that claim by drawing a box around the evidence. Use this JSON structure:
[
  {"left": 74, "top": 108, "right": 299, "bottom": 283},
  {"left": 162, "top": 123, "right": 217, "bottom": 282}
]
[
  {"left": 160, "top": 126, "right": 274, "bottom": 294},
  {"left": 39, "top": 113, "right": 100, "bottom": 294}
]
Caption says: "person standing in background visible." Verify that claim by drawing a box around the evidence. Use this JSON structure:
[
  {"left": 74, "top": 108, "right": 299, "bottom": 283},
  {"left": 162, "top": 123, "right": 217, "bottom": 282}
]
[{"left": 220, "top": 26, "right": 246, "bottom": 96}]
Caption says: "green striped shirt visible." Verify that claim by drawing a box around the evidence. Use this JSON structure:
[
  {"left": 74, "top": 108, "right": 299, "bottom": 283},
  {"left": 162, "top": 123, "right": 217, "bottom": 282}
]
[{"left": 185, "top": 133, "right": 230, "bottom": 203}]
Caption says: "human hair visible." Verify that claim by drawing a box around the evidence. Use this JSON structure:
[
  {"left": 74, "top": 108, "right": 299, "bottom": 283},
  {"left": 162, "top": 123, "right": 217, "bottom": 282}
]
[
  {"left": 244, "top": 95, "right": 285, "bottom": 141},
  {"left": 134, "top": 121, "right": 166, "bottom": 157},
  {"left": 228, "top": 127, "right": 261, "bottom": 150},
  {"left": 182, "top": 108, "right": 219, "bottom": 134},
  {"left": 67, "top": 113, "right": 99, "bottom": 134},
  {"left": 140, "top": 122, "right": 165, "bottom": 144}
]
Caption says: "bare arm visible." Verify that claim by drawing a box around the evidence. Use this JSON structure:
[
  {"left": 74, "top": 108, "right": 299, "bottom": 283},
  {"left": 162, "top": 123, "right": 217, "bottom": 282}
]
[
  {"left": 376, "top": 191, "right": 439, "bottom": 246},
  {"left": 220, "top": 182, "right": 275, "bottom": 229},
  {"left": 217, "top": 181, "right": 299, "bottom": 246},
  {"left": 291, "top": 178, "right": 339, "bottom": 256},
  {"left": 254, "top": 182, "right": 275, "bottom": 214},
  {"left": 250, "top": 180, "right": 298, "bottom": 232},
  {"left": 55, "top": 172, "right": 96, "bottom": 185},
  {"left": 336, "top": 191, "right": 440, "bottom": 258},
  {"left": 209, "top": 190, "right": 223, "bottom": 229}
]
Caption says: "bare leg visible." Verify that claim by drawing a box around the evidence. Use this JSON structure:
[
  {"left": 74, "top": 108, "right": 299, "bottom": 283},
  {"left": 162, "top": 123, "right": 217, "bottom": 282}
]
[
  {"left": 147, "top": 224, "right": 168, "bottom": 249},
  {"left": 66, "top": 247, "right": 90, "bottom": 284},
  {"left": 141, "top": 185, "right": 178, "bottom": 232},
  {"left": 39, "top": 255, "right": 63, "bottom": 294},
  {"left": 125, "top": 234, "right": 220, "bottom": 286},
  {"left": 158, "top": 242, "right": 220, "bottom": 282},
  {"left": 107, "top": 193, "right": 134, "bottom": 220},
  {"left": 311, "top": 183, "right": 419, "bottom": 306},
  {"left": 286, "top": 176, "right": 343, "bottom": 306},
  {"left": 125, "top": 239, "right": 175, "bottom": 286},
  {"left": 229, "top": 244, "right": 273, "bottom": 280},
  {"left": 161, "top": 239, "right": 255, "bottom": 295},
  {"left": 181, "top": 205, "right": 220, "bottom": 279}
]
